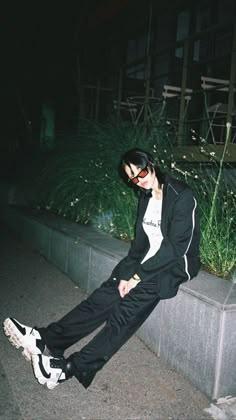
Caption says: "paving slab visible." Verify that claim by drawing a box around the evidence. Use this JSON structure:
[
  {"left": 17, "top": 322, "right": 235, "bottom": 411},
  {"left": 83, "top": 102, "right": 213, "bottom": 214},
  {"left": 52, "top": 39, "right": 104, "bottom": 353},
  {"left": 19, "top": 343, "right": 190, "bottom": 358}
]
[{"left": 0, "top": 223, "right": 214, "bottom": 419}]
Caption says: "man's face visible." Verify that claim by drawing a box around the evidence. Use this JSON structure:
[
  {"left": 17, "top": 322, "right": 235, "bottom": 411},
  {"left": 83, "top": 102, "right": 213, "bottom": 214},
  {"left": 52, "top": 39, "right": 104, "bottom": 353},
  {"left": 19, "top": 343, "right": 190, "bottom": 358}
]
[{"left": 124, "top": 163, "right": 156, "bottom": 190}]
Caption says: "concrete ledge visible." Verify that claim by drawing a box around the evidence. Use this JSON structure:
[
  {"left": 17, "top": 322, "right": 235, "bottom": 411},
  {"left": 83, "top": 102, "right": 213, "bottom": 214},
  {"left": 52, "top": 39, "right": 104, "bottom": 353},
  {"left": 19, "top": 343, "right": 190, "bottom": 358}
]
[{"left": 0, "top": 197, "right": 235, "bottom": 399}]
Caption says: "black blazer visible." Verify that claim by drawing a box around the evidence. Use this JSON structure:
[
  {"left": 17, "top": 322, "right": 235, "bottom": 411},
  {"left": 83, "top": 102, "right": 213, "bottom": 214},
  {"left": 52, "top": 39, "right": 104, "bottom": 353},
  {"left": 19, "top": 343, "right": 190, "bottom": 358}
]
[{"left": 112, "top": 175, "right": 201, "bottom": 299}]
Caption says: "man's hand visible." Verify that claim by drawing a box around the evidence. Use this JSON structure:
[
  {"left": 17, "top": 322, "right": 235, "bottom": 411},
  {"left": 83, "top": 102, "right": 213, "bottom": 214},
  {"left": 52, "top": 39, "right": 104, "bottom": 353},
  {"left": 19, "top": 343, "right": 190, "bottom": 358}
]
[
  {"left": 118, "top": 280, "right": 128, "bottom": 298},
  {"left": 118, "top": 277, "right": 141, "bottom": 298}
]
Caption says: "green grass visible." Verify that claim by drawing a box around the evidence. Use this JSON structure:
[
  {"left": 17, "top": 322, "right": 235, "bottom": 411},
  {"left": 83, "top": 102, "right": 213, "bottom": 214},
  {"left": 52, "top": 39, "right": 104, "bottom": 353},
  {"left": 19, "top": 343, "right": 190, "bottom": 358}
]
[{"left": 199, "top": 192, "right": 235, "bottom": 278}]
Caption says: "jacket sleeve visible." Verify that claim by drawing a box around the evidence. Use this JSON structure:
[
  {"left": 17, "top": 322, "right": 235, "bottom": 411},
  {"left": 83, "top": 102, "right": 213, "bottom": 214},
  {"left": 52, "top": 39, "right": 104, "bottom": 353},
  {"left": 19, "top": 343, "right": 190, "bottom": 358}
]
[{"left": 135, "top": 189, "right": 197, "bottom": 281}]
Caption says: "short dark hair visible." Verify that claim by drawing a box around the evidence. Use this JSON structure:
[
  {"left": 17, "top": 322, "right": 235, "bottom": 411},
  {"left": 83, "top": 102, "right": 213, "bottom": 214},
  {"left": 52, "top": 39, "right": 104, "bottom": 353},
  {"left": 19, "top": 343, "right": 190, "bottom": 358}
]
[{"left": 119, "top": 148, "right": 165, "bottom": 188}]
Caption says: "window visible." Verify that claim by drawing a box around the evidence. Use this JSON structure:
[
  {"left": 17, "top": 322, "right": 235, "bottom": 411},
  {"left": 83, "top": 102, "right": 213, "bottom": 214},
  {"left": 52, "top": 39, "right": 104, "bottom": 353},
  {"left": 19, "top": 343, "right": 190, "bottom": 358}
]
[
  {"left": 193, "top": 4, "right": 211, "bottom": 62},
  {"left": 126, "top": 35, "right": 147, "bottom": 79},
  {"left": 175, "top": 11, "right": 190, "bottom": 58}
]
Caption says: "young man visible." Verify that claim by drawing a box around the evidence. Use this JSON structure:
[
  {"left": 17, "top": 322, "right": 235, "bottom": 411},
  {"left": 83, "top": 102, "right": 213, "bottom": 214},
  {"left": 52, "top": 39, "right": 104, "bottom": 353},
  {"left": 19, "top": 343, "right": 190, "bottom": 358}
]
[{"left": 3, "top": 148, "right": 200, "bottom": 390}]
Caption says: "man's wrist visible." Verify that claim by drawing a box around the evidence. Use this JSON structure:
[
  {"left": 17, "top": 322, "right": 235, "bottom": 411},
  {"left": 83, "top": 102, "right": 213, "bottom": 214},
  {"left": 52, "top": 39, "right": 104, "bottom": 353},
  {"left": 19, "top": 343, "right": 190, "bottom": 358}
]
[{"left": 132, "top": 274, "right": 141, "bottom": 281}]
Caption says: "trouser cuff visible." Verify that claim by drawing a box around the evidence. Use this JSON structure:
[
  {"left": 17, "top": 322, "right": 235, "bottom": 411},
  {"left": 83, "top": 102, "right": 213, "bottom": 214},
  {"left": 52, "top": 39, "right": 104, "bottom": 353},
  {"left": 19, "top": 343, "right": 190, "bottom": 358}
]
[{"left": 68, "top": 355, "right": 96, "bottom": 388}]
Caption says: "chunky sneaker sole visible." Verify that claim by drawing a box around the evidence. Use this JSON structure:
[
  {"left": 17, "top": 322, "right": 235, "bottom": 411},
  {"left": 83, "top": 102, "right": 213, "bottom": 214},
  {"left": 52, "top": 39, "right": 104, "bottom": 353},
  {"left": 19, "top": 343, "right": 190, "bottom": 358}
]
[
  {"left": 3, "top": 318, "right": 45, "bottom": 361},
  {"left": 32, "top": 354, "right": 68, "bottom": 390}
]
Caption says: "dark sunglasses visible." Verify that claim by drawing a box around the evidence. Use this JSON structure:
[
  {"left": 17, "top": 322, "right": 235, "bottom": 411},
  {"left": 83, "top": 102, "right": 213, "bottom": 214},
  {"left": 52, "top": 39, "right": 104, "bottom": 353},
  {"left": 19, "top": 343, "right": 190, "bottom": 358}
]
[{"left": 128, "top": 166, "right": 149, "bottom": 185}]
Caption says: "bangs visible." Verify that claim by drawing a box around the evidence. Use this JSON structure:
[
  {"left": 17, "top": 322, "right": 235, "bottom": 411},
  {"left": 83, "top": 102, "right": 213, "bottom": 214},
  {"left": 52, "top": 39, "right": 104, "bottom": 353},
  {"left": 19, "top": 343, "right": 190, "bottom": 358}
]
[{"left": 122, "top": 150, "right": 151, "bottom": 171}]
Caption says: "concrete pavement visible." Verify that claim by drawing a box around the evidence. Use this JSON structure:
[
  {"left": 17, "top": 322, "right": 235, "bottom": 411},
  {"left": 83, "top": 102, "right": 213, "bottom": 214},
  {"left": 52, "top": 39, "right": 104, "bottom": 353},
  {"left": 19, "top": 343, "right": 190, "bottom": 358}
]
[{"left": 0, "top": 223, "right": 214, "bottom": 419}]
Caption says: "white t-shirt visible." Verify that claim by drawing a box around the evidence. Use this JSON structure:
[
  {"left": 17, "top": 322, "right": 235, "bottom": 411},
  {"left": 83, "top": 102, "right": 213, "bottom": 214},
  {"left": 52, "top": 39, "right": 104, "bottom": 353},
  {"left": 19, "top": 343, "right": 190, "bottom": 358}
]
[{"left": 141, "top": 196, "right": 163, "bottom": 264}]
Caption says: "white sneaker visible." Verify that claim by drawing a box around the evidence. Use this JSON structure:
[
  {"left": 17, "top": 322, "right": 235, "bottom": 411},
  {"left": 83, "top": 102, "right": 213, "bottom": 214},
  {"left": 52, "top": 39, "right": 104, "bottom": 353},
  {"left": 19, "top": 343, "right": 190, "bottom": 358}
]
[
  {"left": 3, "top": 318, "right": 45, "bottom": 361},
  {"left": 32, "top": 354, "right": 71, "bottom": 390}
]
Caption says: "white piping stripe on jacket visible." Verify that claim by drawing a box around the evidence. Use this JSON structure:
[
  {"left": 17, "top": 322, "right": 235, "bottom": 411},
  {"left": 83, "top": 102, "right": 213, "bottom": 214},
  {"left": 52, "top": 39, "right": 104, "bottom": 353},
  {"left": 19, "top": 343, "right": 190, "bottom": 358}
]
[
  {"left": 183, "top": 197, "right": 197, "bottom": 281},
  {"left": 184, "top": 255, "right": 190, "bottom": 281},
  {"left": 169, "top": 184, "right": 179, "bottom": 195}
]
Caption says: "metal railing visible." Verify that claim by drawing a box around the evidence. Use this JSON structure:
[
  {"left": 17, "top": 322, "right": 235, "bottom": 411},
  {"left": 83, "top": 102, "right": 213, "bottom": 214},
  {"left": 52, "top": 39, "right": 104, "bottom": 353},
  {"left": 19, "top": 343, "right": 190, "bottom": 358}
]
[{"left": 77, "top": 19, "right": 236, "bottom": 146}]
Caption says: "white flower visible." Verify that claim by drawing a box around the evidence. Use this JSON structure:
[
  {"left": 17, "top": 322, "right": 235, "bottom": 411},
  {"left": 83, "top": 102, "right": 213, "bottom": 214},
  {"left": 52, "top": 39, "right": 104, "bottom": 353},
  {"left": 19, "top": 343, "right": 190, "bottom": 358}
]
[
  {"left": 84, "top": 179, "right": 88, "bottom": 183},
  {"left": 182, "top": 155, "right": 186, "bottom": 159},
  {"left": 209, "top": 152, "right": 215, "bottom": 156},
  {"left": 71, "top": 202, "right": 74, "bottom": 207},
  {"left": 194, "top": 175, "right": 198, "bottom": 179}
]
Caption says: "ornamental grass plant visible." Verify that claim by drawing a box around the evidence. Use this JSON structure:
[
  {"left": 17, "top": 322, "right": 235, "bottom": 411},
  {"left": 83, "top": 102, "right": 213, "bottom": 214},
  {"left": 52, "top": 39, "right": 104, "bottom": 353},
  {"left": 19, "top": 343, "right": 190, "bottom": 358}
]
[
  {"left": 198, "top": 183, "right": 236, "bottom": 278},
  {"left": 189, "top": 124, "right": 236, "bottom": 279},
  {"left": 29, "top": 117, "right": 235, "bottom": 280}
]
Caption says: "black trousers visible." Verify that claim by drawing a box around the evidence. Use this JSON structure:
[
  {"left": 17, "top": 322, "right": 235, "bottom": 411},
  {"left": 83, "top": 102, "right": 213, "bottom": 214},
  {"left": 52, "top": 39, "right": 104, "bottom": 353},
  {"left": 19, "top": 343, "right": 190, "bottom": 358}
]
[{"left": 38, "top": 276, "right": 161, "bottom": 388}]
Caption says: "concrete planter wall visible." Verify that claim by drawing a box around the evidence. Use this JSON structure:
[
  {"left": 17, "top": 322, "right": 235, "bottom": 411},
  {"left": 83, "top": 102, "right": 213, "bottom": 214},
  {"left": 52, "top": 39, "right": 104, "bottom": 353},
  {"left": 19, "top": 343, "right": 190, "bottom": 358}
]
[{"left": 0, "top": 186, "right": 235, "bottom": 400}]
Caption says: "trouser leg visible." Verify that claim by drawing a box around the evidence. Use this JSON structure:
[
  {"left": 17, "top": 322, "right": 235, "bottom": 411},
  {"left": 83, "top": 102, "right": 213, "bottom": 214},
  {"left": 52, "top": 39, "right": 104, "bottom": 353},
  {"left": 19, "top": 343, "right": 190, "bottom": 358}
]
[
  {"left": 38, "top": 277, "right": 121, "bottom": 357},
  {"left": 69, "top": 281, "right": 160, "bottom": 388}
]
